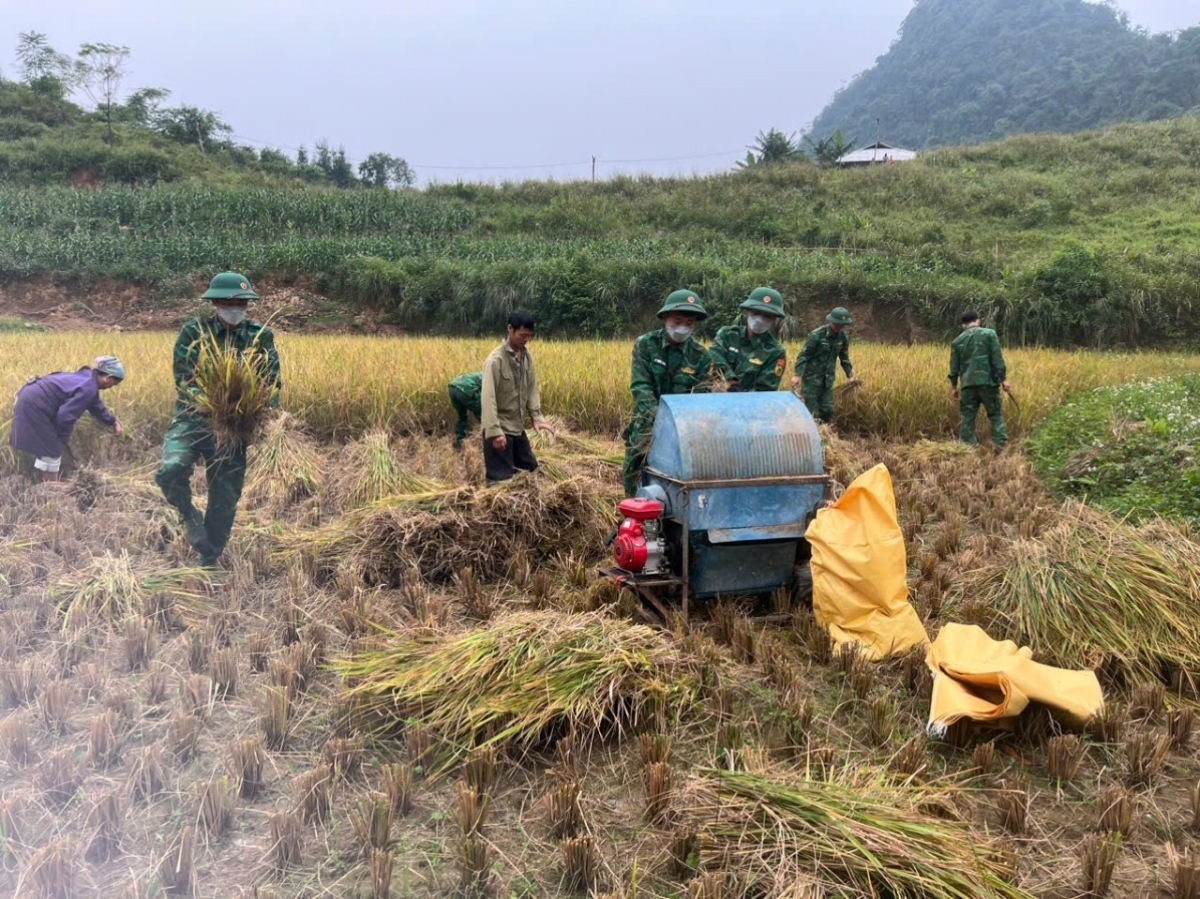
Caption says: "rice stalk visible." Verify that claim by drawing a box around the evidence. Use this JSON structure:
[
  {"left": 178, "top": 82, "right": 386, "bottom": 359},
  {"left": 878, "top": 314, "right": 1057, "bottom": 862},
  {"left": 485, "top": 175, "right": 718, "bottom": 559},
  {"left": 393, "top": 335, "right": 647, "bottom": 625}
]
[
  {"left": 293, "top": 768, "right": 332, "bottom": 825},
  {"left": 643, "top": 761, "right": 673, "bottom": 824},
  {"left": 228, "top": 736, "right": 266, "bottom": 799},
  {"left": 963, "top": 503, "right": 1200, "bottom": 682},
  {"left": 85, "top": 792, "right": 124, "bottom": 862},
  {"left": 688, "top": 765, "right": 1031, "bottom": 899},
  {"left": 260, "top": 685, "right": 291, "bottom": 750},
  {"left": 458, "top": 835, "right": 494, "bottom": 898},
  {"left": 668, "top": 826, "right": 700, "bottom": 878},
  {"left": 997, "top": 783, "right": 1029, "bottom": 835},
  {"left": 40, "top": 679, "right": 73, "bottom": 735},
  {"left": 269, "top": 811, "right": 303, "bottom": 871},
  {"left": 1079, "top": 833, "right": 1120, "bottom": 898},
  {"left": 382, "top": 762, "right": 415, "bottom": 817},
  {"left": 351, "top": 793, "right": 393, "bottom": 853},
  {"left": 454, "top": 785, "right": 489, "bottom": 837},
  {"left": 88, "top": 708, "right": 124, "bottom": 768},
  {"left": 1191, "top": 781, "right": 1200, "bottom": 833},
  {"left": 281, "top": 476, "right": 615, "bottom": 585},
  {"left": 333, "top": 610, "right": 696, "bottom": 774},
  {"left": 197, "top": 777, "right": 235, "bottom": 840},
  {"left": 159, "top": 825, "right": 195, "bottom": 895},
  {"left": 1123, "top": 732, "right": 1171, "bottom": 789},
  {"left": 55, "top": 552, "right": 211, "bottom": 633},
  {"left": 370, "top": 848, "right": 394, "bottom": 899},
  {"left": 1046, "top": 734, "right": 1084, "bottom": 786},
  {"left": 333, "top": 429, "right": 444, "bottom": 510},
  {"left": 972, "top": 741, "right": 997, "bottom": 776},
  {"left": 187, "top": 325, "right": 280, "bottom": 450},
  {"left": 1169, "top": 707, "right": 1195, "bottom": 750},
  {"left": 560, "top": 835, "right": 600, "bottom": 893},
  {"left": 0, "top": 710, "right": 33, "bottom": 766},
  {"left": 1168, "top": 844, "right": 1200, "bottom": 899},
  {"left": 542, "top": 781, "right": 582, "bottom": 839},
  {"left": 26, "top": 840, "right": 79, "bottom": 899},
  {"left": 243, "top": 412, "right": 322, "bottom": 510},
  {"left": 1096, "top": 786, "right": 1135, "bottom": 837}
]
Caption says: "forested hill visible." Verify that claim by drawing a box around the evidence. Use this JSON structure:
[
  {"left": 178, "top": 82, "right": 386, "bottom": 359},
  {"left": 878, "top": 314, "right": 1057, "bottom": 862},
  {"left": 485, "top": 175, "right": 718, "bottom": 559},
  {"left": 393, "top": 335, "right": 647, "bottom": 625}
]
[{"left": 808, "top": 0, "right": 1200, "bottom": 150}]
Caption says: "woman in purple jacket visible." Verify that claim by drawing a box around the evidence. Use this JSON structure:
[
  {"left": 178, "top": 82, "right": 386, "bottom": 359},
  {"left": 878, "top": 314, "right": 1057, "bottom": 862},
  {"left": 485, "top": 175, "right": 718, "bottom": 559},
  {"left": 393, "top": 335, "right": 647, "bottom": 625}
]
[{"left": 11, "top": 355, "right": 126, "bottom": 481}]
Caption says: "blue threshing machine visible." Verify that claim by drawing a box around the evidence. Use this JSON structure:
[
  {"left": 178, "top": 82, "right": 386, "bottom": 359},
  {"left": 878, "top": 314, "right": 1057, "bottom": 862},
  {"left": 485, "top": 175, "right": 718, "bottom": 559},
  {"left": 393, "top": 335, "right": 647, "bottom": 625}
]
[{"left": 602, "top": 392, "right": 830, "bottom": 617}]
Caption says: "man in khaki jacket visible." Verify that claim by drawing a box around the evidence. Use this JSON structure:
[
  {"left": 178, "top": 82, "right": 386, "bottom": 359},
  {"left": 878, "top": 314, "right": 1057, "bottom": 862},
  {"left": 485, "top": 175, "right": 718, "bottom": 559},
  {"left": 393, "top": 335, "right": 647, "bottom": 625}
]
[{"left": 480, "top": 310, "right": 554, "bottom": 485}]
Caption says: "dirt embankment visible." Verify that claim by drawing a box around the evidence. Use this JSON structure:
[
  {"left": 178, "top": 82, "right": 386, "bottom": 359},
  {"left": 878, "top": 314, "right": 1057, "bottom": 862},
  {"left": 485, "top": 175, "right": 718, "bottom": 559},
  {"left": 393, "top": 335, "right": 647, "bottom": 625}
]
[
  {"left": 0, "top": 275, "right": 402, "bottom": 335},
  {"left": 0, "top": 274, "right": 923, "bottom": 343}
]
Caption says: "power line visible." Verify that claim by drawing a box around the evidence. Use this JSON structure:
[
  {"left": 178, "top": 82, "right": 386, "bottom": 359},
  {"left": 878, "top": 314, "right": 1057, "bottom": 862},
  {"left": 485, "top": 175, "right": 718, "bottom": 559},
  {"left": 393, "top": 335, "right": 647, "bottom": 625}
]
[{"left": 229, "top": 131, "right": 738, "bottom": 173}]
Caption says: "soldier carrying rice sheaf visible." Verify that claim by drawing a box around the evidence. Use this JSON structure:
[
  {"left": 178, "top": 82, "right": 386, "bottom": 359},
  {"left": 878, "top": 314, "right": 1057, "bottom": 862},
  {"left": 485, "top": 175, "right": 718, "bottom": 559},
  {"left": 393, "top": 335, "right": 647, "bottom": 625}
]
[
  {"left": 155, "top": 271, "right": 281, "bottom": 567},
  {"left": 621, "top": 289, "right": 714, "bottom": 497}
]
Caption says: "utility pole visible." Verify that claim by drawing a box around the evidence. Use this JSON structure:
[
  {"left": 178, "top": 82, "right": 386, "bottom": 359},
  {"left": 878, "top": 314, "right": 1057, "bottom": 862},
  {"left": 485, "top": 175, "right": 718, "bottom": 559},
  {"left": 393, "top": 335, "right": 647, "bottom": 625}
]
[{"left": 591, "top": 156, "right": 596, "bottom": 182}]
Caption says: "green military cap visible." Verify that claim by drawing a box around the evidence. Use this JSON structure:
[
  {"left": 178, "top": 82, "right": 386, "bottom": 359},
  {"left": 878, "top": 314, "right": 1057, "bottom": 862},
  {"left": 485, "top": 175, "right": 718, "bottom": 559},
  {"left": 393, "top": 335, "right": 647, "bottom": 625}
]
[
  {"left": 202, "top": 271, "right": 260, "bottom": 301},
  {"left": 740, "top": 287, "right": 785, "bottom": 317},
  {"left": 656, "top": 289, "right": 708, "bottom": 320},
  {"left": 826, "top": 306, "right": 853, "bottom": 325}
]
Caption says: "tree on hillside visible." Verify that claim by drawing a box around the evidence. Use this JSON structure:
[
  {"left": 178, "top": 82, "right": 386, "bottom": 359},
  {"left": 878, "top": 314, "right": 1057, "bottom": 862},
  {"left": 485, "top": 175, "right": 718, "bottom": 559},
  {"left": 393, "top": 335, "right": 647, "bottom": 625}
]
[
  {"left": 15, "top": 31, "right": 75, "bottom": 97},
  {"left": 358, "top": 152, "right": 415, "bottom": 189},
  {"left": 75, "top": 42, "right": 130, "bottom": 143},
  {"left": 155, "top": 105, "right": 231, "bottom": 154},
  {"left": 120, "top": 86, "right": 170, "bottom": 127},
  {"left": 738, "top": 128, "right": 802, "bottom": 167},
  {"left": 315, "top": 140, "right": 356, "bottom": 187},
  {"left": 804, "top": 129, "right": 856, "bottom": 167}
]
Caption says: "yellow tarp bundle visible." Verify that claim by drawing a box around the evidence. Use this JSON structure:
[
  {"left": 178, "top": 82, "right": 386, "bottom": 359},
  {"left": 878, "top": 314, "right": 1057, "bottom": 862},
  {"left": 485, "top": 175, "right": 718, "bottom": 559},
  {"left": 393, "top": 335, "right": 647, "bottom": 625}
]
[
  {"left": 807, "top": 463, "right": 929, "bottom": 661},
  {"left": 925, "top": 622, "right": 1104, "bottom": 735}
]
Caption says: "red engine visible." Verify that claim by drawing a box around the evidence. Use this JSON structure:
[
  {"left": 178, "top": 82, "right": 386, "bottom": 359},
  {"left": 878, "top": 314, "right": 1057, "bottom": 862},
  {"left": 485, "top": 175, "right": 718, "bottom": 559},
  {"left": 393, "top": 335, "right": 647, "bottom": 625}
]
[{"left": 613, "top": 498, "right": 666, "bottom": 573}]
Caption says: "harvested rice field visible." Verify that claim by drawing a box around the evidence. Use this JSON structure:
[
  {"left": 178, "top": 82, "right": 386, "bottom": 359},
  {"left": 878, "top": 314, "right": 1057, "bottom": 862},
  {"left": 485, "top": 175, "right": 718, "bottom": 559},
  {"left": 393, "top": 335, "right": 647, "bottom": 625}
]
[{"left": 3, "top": 334, "right": 1200, "bottom": 899}]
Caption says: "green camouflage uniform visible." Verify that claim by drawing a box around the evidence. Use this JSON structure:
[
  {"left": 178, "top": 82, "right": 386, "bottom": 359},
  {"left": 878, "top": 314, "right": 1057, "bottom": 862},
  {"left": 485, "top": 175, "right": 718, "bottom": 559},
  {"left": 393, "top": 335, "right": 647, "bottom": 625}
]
[
  {"left": 621, "top": 329, "right": 713, "bottom": 496},
  {"left": 155, "top": 314, "right": 281, "bottom": 564},
  {"left": 948, "top": 325, "right": 1008, "bottom": 448},
  {"left": 795, "top": 325, "right": 853, "bottom": 423},
  {"left": 709, "top": 325, "right": 787, "bottom": 392},
  {"left": 448, "top": 372, "right": 483, "bottom": 446}
]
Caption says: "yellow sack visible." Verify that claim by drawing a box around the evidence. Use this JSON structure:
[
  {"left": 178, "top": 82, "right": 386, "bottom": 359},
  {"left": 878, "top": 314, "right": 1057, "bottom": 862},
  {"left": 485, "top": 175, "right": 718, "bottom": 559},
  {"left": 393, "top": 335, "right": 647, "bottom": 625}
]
[
  {"left": 925, "top": 623, "right": 1104, "bottom": 735},
  {"left": 807, "top": 463, "right": 928, "bottom": 661}
]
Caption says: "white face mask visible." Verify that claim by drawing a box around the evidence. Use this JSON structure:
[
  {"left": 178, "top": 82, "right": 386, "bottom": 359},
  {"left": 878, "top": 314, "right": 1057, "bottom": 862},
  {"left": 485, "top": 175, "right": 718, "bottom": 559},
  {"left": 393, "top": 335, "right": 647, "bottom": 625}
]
[
  {"left": 216, "top": 306, "right": 247, "bottom": 326},
  {"left": 665, "top": 324, "right": 694, "bottom": 344},
  {"left": 746, "top": 314, "right": 773, "bottom": 335}
]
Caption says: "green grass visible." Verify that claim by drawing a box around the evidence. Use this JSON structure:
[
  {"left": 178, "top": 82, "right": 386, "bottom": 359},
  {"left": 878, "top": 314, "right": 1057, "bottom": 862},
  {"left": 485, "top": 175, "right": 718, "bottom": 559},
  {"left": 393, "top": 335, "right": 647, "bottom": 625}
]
[{"left": 1026, "top": 373, "right": 1200, "bottom": 522}]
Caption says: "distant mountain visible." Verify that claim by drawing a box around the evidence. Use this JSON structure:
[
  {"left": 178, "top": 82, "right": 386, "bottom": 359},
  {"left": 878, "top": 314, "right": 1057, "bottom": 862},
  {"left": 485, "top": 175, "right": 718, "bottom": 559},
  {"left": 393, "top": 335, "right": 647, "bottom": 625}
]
[{"left": 808, "top": 0, "right": 1200, "bottom": 149}]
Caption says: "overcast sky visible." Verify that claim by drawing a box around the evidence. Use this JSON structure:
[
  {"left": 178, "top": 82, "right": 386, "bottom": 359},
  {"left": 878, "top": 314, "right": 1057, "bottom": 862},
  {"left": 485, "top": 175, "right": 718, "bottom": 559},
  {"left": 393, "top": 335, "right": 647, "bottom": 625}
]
[{"left": 8, "top": 0, "right": 1198, "bottom": 184}]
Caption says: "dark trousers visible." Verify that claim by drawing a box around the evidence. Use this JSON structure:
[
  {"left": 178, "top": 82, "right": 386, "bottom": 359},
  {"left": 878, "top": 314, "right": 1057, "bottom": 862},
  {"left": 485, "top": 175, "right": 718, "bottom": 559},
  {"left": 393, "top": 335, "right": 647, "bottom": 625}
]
[
  {"left": 155, "top": 414, "right": 247, "bottom": 562},
  {"left": 483, "top": 432, "right": 538, "bottom": 486}
]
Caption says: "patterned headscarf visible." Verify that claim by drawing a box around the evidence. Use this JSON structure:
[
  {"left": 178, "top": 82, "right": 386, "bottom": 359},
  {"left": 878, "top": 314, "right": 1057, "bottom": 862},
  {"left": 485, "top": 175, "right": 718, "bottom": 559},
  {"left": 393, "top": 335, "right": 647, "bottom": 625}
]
[{"left": 93, "top": 356, "right": 126, "bottom": 380}]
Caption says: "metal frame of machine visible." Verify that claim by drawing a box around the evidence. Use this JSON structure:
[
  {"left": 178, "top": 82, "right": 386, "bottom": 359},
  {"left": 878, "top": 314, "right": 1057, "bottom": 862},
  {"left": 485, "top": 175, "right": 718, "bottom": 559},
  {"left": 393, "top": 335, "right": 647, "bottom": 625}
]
[{"left": 602, "top": 392, "right": 830, "bottom": 621}]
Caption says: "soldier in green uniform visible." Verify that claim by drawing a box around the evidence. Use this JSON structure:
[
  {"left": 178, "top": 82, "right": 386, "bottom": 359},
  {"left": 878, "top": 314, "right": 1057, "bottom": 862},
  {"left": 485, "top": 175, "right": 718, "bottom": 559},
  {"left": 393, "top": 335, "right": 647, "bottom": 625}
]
[
  {"left": 948, "top": 311, "right": 1011, "bottom": 449},
  {"left": 709, "top": 287, "right": 788, "bottom": 392},
  {"left": 791, "top": 306, "right": 858, "bottom": 423},
  {"left": 621, "top": 289, "right": 713, "bottom": 496},
  {"left": 155, "top": 272, "right": 281, "bottom": 567},
  {"left": 447, "top": 371, "right": 483, "bottom": 448}
]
